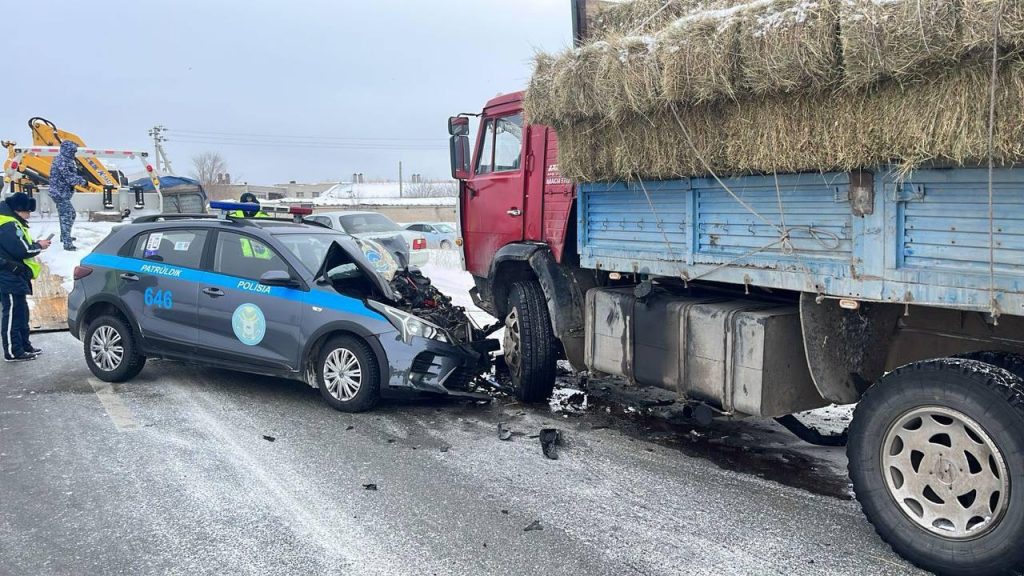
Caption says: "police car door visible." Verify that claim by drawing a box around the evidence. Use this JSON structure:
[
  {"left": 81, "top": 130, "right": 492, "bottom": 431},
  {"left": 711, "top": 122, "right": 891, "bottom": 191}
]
[
  {"left": 121, "top": 229, "right": 206, "bottom": 354},
  {"left": 197, "top": 231, "right": 303, "bottom": 370}
]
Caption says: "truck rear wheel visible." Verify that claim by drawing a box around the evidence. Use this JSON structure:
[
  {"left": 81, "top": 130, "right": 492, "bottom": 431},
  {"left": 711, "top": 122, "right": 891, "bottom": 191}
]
[
  {"left": 503, "top": 281, "right": 556, "bottom": 403},
  {"left": 848, "top": 358, "right": 1024, "bottom": 575}
]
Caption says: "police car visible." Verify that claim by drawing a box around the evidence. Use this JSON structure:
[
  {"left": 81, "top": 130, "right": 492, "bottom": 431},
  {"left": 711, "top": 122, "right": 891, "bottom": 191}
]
[{"left": 67, "top": 202, "right": 492, "bottom": 412}]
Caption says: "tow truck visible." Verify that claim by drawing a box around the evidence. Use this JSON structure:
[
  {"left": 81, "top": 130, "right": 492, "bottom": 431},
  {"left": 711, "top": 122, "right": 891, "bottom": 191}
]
[{"left": 2, "top": 117, "right": 204, "bottom": 219}]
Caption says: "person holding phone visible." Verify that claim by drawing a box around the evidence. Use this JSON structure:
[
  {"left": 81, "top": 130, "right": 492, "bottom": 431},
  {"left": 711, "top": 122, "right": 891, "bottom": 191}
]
[{"left": 0, "top": 192, "right": 51, "bottom": 361}]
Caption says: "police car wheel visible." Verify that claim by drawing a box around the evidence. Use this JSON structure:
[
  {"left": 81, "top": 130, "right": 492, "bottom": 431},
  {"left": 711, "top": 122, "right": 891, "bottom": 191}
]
[
  {"left": 317, "top": 335, "right": 380, "bottom": 413},
  {"left": 84, "top": 315, "right": 146, "bottom": 382}
]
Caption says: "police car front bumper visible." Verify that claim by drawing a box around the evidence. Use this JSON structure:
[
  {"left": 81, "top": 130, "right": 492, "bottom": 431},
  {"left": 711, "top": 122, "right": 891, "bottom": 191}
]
[{"left": 377, "top": 334, "right": 489, "bottom": 398}]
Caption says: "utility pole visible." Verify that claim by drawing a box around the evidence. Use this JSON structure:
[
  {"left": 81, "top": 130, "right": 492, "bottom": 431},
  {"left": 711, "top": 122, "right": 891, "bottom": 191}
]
[
  {"left": 398, "top": 161, "right": 403, "bottom": 198},
  {"left": 147, "top": 125, "right": 174, "bottom": 175}
]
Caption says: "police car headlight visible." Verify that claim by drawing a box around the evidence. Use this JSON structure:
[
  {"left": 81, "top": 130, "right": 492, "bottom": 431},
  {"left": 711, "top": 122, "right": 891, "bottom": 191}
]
[{"left": 368, "top": 301, "right": 448, "bottom": 344}]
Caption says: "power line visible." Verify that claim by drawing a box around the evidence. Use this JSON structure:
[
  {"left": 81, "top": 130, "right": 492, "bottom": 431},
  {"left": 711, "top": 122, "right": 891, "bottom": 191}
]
[
  {"left": 172, "top": 128, "right": 445, "bottom": 144},
  {"left": 168, "top": 137, "right": 446, "bottom": 151}
]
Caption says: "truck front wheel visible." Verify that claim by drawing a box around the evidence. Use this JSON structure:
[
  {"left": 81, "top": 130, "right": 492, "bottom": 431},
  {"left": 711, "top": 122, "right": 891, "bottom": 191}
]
[
  {"left": 503, "top": 281, "right": 557, "bottom": 403},
  {"left": 848, "top": 358, "right": 1024, "bottom": 575}
]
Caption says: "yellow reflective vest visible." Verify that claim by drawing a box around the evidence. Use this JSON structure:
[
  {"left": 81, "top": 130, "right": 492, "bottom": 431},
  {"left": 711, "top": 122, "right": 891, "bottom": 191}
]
[{"left": 0, "top": 214, "right": 41, "bottom": 280}]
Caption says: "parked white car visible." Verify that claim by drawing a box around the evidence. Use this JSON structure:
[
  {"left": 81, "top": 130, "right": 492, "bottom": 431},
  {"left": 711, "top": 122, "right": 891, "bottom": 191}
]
[
  {"left": 403, "top": 222, "right": 457, "bottom": 249},
  {"left": 306, "top": 211, "right": 429, "bottom": 267}
]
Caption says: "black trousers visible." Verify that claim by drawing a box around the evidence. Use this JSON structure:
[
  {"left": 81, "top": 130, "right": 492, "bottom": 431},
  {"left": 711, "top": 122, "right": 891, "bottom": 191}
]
[{"left": 1, "top": 292, "right": 29, "bottom": 359}]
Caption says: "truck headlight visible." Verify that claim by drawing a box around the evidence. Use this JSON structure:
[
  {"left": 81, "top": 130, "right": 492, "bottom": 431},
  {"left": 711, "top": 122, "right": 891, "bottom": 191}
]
[{"left": 368, "top": 301, "right": 448, "bottom": 344}]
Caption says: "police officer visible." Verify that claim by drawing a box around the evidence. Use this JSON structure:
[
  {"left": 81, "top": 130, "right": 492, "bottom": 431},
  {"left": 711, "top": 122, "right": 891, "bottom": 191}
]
[
  {"left": 48, "top": 141, "right": 87, "bottom": 251},
  {"left": 229, "top": 192, "right": 269, "bottom": 218},
  {"left": 0, "top": 193, "right": 51, "bottom": 362}
]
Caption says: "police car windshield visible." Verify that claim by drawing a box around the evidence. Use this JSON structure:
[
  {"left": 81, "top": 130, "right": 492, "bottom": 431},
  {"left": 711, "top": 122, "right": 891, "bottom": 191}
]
[{"left": 274, "top": 232, "right": 399, "bottom": 279}]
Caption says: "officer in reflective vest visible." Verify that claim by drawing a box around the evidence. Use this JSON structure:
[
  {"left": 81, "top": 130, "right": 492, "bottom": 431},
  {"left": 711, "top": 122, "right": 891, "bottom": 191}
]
[
  {"left": 0, "top": 193, "right": 52, "bottom": 362},
  {"left": 228, "top": 192, "right": 270, "bottom": 219},
  {"left": 228, "top": 193, "right": 273, "bottom": 260}
]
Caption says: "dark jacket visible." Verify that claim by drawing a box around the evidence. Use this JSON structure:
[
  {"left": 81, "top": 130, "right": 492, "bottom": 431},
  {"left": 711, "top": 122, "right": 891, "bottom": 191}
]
[
  {"left": 49, "top": 141, "right": 87, "bottom": 203},
  {"left": 0, "top": 203, "right": 41, "bottom": 295}
]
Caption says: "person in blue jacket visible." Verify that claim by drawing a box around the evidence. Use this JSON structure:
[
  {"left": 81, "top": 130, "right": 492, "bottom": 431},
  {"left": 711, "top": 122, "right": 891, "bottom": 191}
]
[
  {"left": 49, "top": 140, "right": 86, "bottom": 251},
  {"left": 0, "top": 193, "right": 51, "bottom": 361}
]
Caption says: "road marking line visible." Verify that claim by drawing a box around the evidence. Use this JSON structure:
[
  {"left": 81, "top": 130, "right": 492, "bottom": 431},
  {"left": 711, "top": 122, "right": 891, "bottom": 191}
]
[{"left": 88, "top": 378, "right": 139, "bottom": 431}]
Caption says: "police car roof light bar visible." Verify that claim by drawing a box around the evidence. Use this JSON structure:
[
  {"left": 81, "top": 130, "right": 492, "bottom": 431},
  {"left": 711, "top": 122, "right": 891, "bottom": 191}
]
[{"left": 209, "top": 201, "right": 314, "bottom": 223}]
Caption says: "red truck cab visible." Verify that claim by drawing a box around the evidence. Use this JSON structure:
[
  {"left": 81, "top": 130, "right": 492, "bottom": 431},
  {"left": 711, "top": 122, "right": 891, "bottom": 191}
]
[{"left": 449, "top": 92, "right": 593, "bottom": 402}]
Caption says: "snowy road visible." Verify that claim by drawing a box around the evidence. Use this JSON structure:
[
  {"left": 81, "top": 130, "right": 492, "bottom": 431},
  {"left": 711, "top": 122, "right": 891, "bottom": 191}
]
[{"left": 1, "top": 332, "right": 922, "bottom": 576}]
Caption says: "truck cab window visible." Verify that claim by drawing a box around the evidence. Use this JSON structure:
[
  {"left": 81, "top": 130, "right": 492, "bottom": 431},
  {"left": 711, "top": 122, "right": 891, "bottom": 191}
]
[
  {"left": 475, "top": 113, "right": 523, "bottom": 175},
  {"left": 475, "top": 119, "right": 495, "bottom": 175},
  {"left": 493, "top": 113, "right": 523, "bottom": 172}
]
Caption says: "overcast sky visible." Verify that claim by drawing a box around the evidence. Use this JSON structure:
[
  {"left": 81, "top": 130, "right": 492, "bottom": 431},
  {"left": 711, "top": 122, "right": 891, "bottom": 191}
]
[{"left": 4, "top": 0, "right": 571, "bottom": 184}]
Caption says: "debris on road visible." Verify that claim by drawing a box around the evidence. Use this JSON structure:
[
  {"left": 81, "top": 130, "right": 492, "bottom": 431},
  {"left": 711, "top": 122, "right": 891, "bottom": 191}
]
[
  {"left": 497, "top": 422, "right": 513, "bottom": 441},
  {"left": 523, "top": 520, "right": 543, "bottom": 532},
  {"left": 439, "top": 445, "right": 450, "bottom": 453},
  {"left": 548, "top": 387, "right": 588, "bottom": 415},
  {"left": 261, "top": 435, "right": 276, "bottom": 442},
  {"left": 539, "top": 428, "right": 561, "bottom": 460},
  {"left": 363, "top": 483, "right": 378, "bottom": 491}
]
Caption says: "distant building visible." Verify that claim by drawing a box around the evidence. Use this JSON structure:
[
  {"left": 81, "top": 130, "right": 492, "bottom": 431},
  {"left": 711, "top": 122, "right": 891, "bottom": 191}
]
[{"left": 204, "top": 184, "right": 286, "bottom": 201}]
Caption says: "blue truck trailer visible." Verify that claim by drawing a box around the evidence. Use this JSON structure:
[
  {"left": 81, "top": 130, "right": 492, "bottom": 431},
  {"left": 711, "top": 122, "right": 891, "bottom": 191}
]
[{"left": 451, "top": 91, "right": 1024, "bottom": 574}]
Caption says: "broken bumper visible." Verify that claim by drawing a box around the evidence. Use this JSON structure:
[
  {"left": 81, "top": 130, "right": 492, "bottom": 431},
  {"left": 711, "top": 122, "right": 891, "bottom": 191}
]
[{"left": 377, "top": 333, "right": 489, "bottom": 398}]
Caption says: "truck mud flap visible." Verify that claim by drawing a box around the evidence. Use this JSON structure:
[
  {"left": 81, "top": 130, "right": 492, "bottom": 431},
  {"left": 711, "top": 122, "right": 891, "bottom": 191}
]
[{"left": 28, "top": 261, "right": 68, "bottom": 332}]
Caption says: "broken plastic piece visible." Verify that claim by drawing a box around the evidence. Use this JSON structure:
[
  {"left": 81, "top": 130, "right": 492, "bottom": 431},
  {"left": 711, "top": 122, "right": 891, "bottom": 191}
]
[
  {"left": 498, "top": 422, "right": 513, "bottom": 441},
  {"left": 539, "top": 428, "right": 561, "bottom": 459},
  {"left": 523, "top": 520, "right": 543, "bottom": 531},
  {"left": 363, "top": 483, "right": 378, "bottom": 491}
]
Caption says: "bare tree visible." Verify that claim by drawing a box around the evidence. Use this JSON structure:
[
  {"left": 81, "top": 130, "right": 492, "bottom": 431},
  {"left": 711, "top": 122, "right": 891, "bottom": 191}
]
[{"left": 191, "top": 152, "right": 228, "bottom": 187}]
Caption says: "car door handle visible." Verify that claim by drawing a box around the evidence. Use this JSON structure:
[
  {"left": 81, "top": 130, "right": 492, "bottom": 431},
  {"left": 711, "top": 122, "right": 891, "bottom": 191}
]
[
  {"left": 202, "top": 287, "right": 225, "bottom": 297},
  {"left": 507, "top": 208, "right": 522, "bottom": 217},
  {"left": 120, "top": 273, "right": 139, "bottom": 282}
]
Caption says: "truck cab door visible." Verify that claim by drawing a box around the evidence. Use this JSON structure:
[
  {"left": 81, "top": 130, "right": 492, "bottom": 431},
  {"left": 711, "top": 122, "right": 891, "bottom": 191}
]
[{"left": 462, "top": 112, "right": 525, "bottom": 277}]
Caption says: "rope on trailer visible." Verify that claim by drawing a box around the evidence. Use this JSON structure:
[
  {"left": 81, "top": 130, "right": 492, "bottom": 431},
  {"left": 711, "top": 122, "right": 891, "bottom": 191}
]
[
  {"left": 664, "top": 104, "right": 836, "bottom": 293},
  {"left": 627, "top": 0, "right": 677, "bottom": 37},
  {"left": 986, "top": 0, "right": 1003, "bottom": 324}
]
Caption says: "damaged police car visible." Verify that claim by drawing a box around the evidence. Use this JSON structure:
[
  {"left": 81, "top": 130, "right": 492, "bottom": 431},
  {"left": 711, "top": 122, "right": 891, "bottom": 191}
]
[{"left": 67, "top": 202, "right": 495, "bottom": 412}]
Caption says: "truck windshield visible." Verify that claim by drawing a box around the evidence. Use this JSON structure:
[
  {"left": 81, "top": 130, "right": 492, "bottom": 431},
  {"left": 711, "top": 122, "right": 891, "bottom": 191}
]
[{"left": 338, "top": 213, "right": 401, "bottom": 234}]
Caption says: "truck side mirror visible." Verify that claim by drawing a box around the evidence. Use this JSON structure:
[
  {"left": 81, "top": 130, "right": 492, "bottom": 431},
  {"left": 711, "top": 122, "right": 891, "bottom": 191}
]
[
  {"left": 448, "top": 116, "right": 470, "bottom": 136},
  {"left": 450, "top": 135, "right": 470, "bottom": 180}
]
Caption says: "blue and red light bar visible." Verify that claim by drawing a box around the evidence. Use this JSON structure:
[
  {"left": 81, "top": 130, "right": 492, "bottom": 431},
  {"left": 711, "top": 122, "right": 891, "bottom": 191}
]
[{"left": 209, "top": 201, "right": 313, "bottom": 217}]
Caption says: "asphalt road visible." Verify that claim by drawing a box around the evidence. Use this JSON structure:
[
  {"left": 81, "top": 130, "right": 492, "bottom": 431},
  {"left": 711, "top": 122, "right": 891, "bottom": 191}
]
[{"left": 1, "top": 332, "right": 923, "bottom": 576}]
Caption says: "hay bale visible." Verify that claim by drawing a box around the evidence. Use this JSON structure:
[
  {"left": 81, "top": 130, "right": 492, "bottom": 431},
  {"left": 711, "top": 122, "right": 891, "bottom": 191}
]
[
  {"left": 548, "top": 42, "right": 615, "bottom": 122},
  {"left": 658, "top": 8, "right": 743, "bottom": 103},
  {"left": 737, "top": 0, "right": 840, "bottom": 95},
  {"left": 524, "top": 53, "right": 560, "bottom": 126},
  {"left": 840, "top": 0, "right": 960, "bottom": 89},
  {"left": 554, "top": 61, "right": 1024, "bottom": 181},
  {"left": 589, "top": 0, "right": 708, "bottom": 37},
  {"left": 598, "top": 35, "right": 665, "bottom": 117},
  {"left": 962, "top": 0, "right": 1024, "bottom": 54}
]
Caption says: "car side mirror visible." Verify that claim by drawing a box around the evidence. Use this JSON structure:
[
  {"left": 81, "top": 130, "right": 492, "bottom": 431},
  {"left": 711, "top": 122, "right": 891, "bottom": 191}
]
[
  {"left": 450, "top": 134, "right": 470, "bottom": 180},
  {"left": 259, "top": 270, "right": 300, "bottom": 288}
]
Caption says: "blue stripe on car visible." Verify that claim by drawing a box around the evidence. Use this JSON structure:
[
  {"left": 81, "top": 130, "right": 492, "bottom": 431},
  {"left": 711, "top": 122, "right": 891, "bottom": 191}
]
[{"left": 82, "top": 253, "right": 386, "bottom": 320}]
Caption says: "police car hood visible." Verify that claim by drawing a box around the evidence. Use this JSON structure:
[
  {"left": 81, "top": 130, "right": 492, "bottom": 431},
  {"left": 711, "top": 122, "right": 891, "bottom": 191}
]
[{"left": 315, "top": 236, "right": 401, "bottom": 302}]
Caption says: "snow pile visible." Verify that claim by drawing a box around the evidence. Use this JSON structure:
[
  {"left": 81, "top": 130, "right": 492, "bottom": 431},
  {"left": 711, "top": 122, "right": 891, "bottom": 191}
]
[
  {"left": 278, "top": 181, "right": 457, "bottom": 207},
  {"left": 30, "top": 219, "right": 117, "bottom": 292}
]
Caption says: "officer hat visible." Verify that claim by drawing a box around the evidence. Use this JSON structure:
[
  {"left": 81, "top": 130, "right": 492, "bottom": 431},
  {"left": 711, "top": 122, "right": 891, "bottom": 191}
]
[
  {"left": 4, "top": 193, "right": 36, "bottom": 213},
  {"left": 240, "top": 192, "right": 259, "bottom": 204}
]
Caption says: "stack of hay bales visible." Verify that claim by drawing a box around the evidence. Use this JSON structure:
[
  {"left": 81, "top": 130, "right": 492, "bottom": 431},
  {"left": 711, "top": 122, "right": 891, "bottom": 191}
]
[{"left": 526, "top": 0, "right": 1024, "bottom": 181}]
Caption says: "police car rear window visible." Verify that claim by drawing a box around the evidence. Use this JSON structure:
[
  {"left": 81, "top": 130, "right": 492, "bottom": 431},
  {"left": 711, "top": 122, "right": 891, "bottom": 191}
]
[{"left": 129, "top": 230, "right": 207, "bottom": 269}]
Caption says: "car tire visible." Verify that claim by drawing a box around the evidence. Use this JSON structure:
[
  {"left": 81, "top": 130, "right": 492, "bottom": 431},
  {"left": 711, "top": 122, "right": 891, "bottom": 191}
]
[
  {"left": 440, "top": 240, "right": 452, "bottom": 250},
  {"left": 848, "top": 358, "right": 1024, "bottom": 576},
  {"left": 317, "top": 335, "right": 380, "bottom": 413},
  {"left": 84, "top": 315, "right": 146, "bottom": 382},
  {"left": 503, "top": 281, "right": 556, "bottom": 403}
]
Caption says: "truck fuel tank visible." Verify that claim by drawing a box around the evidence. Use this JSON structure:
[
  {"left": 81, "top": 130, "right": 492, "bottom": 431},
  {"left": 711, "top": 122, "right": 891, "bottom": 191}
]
[{"left": 584, "top": 287, "right": 827, "bottom": 417}]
